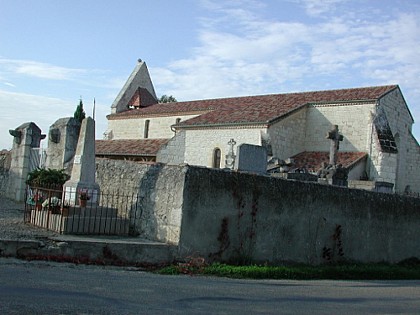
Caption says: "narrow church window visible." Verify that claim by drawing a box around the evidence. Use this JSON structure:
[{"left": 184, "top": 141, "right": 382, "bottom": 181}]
[
  {"left": 144, "top": 120, "right": 150, "bottom": 139},
  {"left": 213, "top": 148, "right": 221, "bottom": 168},
  {"left": 176, "top": 118, "right": 181, "bottom": 124}
]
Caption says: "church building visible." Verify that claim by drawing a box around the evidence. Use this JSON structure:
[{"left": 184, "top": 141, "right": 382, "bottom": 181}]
[{"left": 96, "top": 60, "right": 420, "bottom": 194}]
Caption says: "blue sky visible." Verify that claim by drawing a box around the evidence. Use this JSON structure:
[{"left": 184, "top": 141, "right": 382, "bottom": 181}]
[{"left": 1, "top": 0, "right": 419, "bottom": 150}]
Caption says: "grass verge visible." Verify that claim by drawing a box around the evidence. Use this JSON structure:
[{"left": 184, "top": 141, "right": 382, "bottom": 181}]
[{"left": 158, "top": 261, "right": 420, "bottom": 280}]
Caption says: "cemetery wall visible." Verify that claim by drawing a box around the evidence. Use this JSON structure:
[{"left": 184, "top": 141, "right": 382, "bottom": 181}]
[
  {"left": 107, "top": 114, "right": 200, "bottom": 140},
  {"left": 95, "top": 159, "right": 185, "bottom": 244},
  {"left": 178, "top": 166, "right": 420, "bottom": 265},
  {"left": 95, "top": 160, "right": 419, "bottom": 265}
]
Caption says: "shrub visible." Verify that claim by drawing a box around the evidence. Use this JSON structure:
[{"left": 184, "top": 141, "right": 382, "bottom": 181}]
[{"left": 26, "top": 168, "right": 70, "bottom": 187}]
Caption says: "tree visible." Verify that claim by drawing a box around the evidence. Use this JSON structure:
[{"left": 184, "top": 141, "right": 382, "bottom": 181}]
[
  {"left": 158, "top": 95, "right": 177, "bottom": 103},
  {"left": 74, "top": 99, "right": 86, "bottom": 123}
]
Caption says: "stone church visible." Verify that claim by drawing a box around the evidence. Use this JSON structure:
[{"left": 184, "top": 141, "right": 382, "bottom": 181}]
[{"left": 96, "top": 60, "right": 420, "bottom": 194}]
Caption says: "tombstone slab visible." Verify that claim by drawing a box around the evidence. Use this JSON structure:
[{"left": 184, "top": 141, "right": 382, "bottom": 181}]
[{"left": 234, "top": 144, "right": 267, "bottom": 174}]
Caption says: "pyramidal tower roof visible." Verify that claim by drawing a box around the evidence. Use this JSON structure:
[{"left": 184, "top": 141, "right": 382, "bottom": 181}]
[{"left": 111, "top": 60, "right": 157, "bottom": 114}]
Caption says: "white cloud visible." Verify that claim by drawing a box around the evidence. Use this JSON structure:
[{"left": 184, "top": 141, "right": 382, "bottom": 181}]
[
  {"left": 151, "top": 1, "right": 420, "bottom": 139},
  {"left": 0, "top": 58, "right": 87, "bottom": 80},
  {"left": 296, "top": 0, "right": 348, "bottom": 17}
]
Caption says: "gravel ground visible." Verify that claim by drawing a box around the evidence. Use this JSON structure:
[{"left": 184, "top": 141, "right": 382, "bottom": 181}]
[{"left": 0, "top": 196, "right": 58, "bottom": 240}]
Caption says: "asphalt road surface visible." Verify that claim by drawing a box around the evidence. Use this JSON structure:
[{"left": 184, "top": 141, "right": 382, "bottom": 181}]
[{"left": 0, "top": 258, "right": 419, "bottom": 314}]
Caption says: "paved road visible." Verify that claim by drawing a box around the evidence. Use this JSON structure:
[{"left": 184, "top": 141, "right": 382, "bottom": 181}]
[{"left": 0, "top": 258, "right": 419, "bottom": 314}]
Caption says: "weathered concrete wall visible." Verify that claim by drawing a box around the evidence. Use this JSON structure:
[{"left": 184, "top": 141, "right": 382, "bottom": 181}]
[
  {"left": 178, "top": 166, "right": 420, "bottom": 265},
  {"left": 95, "top": 159, "right": 185, "bottom": 244},
  {"left": 94, "top": 160, "right": 419, "bottom": 265}
]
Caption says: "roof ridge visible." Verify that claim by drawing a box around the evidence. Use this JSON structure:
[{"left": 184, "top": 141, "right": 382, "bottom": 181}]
[{"left": 168, "top": 84, "right": 399, "bottom": 104}]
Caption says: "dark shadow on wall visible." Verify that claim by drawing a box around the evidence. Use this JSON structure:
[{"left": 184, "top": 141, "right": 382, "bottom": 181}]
[{"left": 136, "top": 163, "right": 163, "bottom": 241}]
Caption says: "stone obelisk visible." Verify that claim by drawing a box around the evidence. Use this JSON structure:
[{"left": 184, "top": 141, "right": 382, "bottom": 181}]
[{"left": 63, "top": 117, "right": 100, "bottom": 206}]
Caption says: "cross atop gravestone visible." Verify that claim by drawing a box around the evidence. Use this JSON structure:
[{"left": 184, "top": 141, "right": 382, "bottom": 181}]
[
  {"left": 326, "top": 125, "right": 343, "bottom": 165},
  {"left": 225, "top": 138, "right": 237, "bottom": 169}
]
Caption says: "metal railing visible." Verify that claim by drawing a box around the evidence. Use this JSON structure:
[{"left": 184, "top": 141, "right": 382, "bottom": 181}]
[{"left": 24, "top": 185, "right": 141, "bottom": 236}]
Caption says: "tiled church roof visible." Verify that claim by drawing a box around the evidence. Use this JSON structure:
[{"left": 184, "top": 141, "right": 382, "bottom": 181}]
[
  {"left": 108, "top": 85, "right": 398, "bottom": 127},
  {"left": 291, "top": 151, "right": 368, "bottom": 172},
  {"left": 96, "top": 139, "right": 169, "bottom": 157}
]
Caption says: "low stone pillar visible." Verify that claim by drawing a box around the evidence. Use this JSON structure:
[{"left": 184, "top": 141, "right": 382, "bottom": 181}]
[{"left": 8, "top": 122, "right": 46, "bottom": 201}]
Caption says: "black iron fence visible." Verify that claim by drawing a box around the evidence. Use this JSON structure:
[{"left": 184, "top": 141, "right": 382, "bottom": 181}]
[{"left": 24, "top": 185, "right": 142, "bottom": 236}]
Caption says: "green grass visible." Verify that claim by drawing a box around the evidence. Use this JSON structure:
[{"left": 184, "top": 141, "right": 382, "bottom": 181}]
[{"left": 158, "top": 262, "right": 420, "bottom": 280}]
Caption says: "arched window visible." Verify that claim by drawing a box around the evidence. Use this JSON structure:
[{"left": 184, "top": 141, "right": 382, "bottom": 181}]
[
  {"left": 212, "top": 148, "right": 221, "bottom": 168},
  {"left": 144, "top": 120, "right": 150, "bottom": 139}
]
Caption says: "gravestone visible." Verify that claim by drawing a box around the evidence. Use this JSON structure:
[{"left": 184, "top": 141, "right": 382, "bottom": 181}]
[
  {"left": 45, "top": 117, "right": 81, "bottom": 174},
  {"left": 63, "top": 117, "right": 100, "bottom": 206},
  {"left": 234, "top": 144, "right": 267, "bottom": 174}
]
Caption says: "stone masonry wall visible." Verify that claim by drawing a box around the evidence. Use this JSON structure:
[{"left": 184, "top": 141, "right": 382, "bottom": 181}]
[
  {"left": 95, "top": 159, "right": 185, "bottom": 244},
  {"left": 405, "top": 133, "right": 420, "bottom": 193},
  {"left": 304, "top": 103, "right": 376, "bottom": 152},
  {"left": 95, "top": 160, "right": 419, "bottom": 264},
  {"left": 107, "top": 114, "right": 200, "bottom": 140},
  {"left": 157, "top": 130, "right": 186, "bottom": 165},
  {"left": 379, "top": 89, "right": 420, "bottom": 193},
  {"left": 268, "top": 109, "right": 306, "bottom": 159},
  {"left": 178, "top": 166, "right": 420, "bottom": 264},
  {"left": 184, "top": 128, "right": 264, "bottom": 167}
]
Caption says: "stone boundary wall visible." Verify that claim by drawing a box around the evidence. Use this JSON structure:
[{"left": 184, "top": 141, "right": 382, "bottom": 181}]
[
  {"left": 179, "top": 166, "right": 420, "bottom": 265},
  {"left": 95, "top": 159, "right": 185, "bottom": 244},
  {"left": 95, "top": 159, "right": 419, "bottom": 265}
]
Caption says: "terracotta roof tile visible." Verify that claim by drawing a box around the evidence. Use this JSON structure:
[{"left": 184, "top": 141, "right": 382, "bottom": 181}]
[
  {"left": 291, "top": 151, "right": 367, "bottom": 171},
  {"left": 108, "top": 85, "right": 398, "bottom": 127},
  {"left": 96, "top": 139, "right": 169, "bottom": 156}
]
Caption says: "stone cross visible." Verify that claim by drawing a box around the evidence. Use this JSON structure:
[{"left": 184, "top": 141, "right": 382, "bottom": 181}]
[
  {"left": 225, "top": 138, "right": 237, "bottom": 169},
  {"left": 326, "top": 125, "right": 343, "bottom": 165}
]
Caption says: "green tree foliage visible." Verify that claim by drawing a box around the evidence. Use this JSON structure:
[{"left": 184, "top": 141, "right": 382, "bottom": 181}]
[
  {"left": 74, "top": 99, "right": 86, "bottom": 123},
  {"left": 158, "top": 95, "right": 177, "bottom": 103}
]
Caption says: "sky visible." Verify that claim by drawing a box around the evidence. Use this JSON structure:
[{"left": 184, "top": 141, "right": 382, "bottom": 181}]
[{"left": 0, "top": 0, "right": 419, "bottom": 150}]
